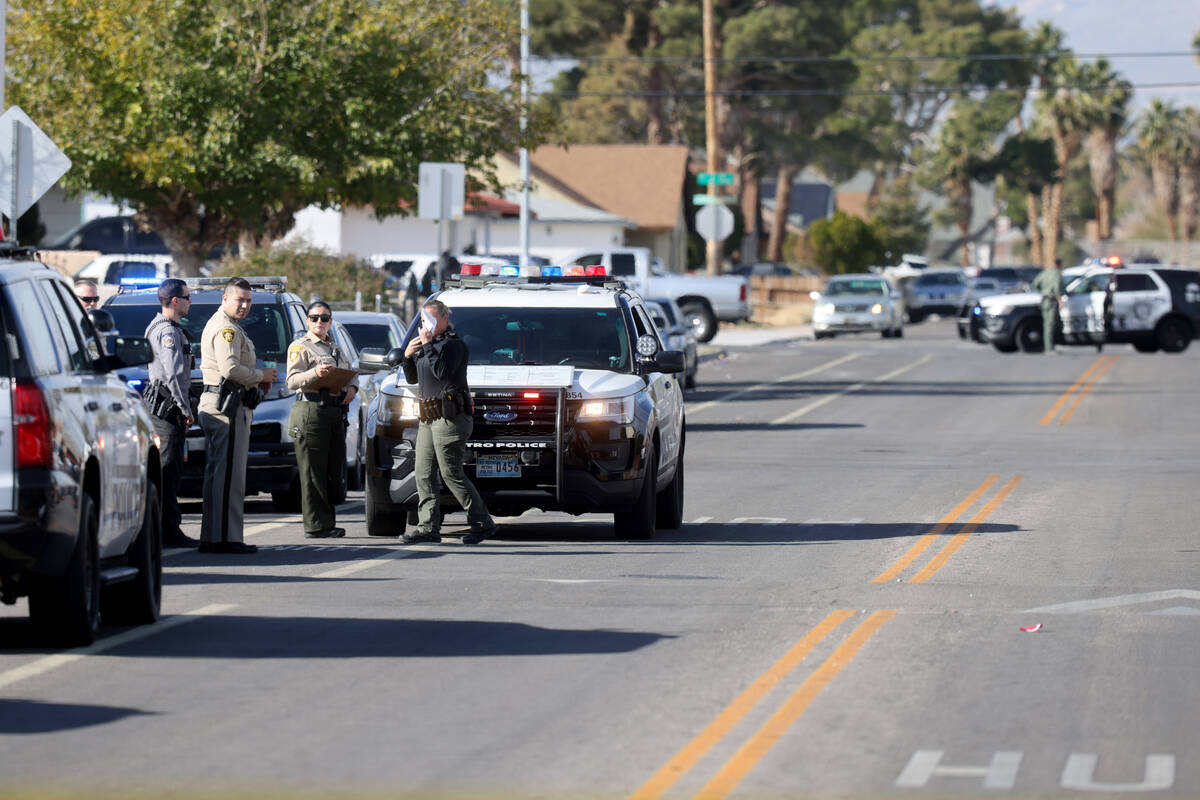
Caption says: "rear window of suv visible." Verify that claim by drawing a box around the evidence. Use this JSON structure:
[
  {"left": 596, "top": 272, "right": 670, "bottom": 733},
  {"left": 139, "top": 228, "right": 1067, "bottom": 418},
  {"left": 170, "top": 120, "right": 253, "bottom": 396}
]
[
  {"left": 915, "top": 272, "right": 964, "bottom": 286},
  {"left": 106, "top": 301, "right": 294, "bottom": 364}
]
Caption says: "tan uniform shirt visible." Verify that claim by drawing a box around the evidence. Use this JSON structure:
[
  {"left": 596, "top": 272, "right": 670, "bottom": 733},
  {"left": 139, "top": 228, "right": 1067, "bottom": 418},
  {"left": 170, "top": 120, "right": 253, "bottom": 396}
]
[
  {"left": 200, "top": 309, "right": 263, "bottom": 388},
  {"left": 286, "top": 330, "right": 351, "bottom": 392}
]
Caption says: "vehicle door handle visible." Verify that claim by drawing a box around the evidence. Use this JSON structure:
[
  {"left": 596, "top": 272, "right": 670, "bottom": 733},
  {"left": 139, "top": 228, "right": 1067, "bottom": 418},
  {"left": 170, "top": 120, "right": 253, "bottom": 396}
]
[
  {"left": 111, "top": 402, "right": 124, "bottom": 411},
  {"left": 84, "top": 401, "right": 100, "bottom": 412}
]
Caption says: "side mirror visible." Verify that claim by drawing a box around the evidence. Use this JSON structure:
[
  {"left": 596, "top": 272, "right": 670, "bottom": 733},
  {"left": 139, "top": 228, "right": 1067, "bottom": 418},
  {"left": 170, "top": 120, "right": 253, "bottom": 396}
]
[
  {"left": 652, "top": 349, "right": 686, "bottom": 374},
  {"left": 103, "top": 336, "right": 153, "bottom": 370},
  {"left": 359, "top": 347, "right": 388, "bottom": 373},
  {"left": 89, "top": 308, "right": 116, "bottom": 333},
  {"left": 385, "top": 347, "right": 405, "bottom": 368},
  {"left": 809, "top": 290, "right": 821, "bottom": 301}
]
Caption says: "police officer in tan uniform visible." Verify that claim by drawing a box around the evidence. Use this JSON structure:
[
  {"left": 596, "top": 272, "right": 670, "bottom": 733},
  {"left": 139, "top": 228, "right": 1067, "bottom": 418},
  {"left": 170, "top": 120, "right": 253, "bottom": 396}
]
[
  {"left": 198, "top": 277, "right": 277, "bottom": 553},
  {"left": 286, "top": 301, "right": 357, "bottom": 538}
]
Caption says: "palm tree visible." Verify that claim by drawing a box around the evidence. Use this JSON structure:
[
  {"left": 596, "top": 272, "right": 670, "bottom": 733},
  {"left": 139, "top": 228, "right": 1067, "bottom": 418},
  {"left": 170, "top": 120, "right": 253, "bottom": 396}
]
[
  {"left": 1136, "top": 100, "right": 1187, "bottom": 242},
  {"left": 1034, "top": 56, "right": 1091, "bottom": 266},
  {"left": 1079, "top": 59, "right": 1131, "bottom": 241},
  {"left": 1179, "top": 107, "right": 1200, "bottom": 245}
]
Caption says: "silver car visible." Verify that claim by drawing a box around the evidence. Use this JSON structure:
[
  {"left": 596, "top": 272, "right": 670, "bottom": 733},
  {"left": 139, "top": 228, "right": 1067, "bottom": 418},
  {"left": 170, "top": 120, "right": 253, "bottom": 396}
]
[
  {"left": 810, "top": 274, "right": 904, "bottom": 339},
  {"left": 646, "top": 297, "right": 698, "bottom": 389},
  {"left": 906, "top": 268, "right": 967, "bottom": 322}
]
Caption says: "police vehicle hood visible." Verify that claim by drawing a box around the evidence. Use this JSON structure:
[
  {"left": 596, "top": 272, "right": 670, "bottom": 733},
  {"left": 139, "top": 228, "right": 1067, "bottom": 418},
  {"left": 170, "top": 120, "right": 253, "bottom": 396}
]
[
  {"left": 379, "top": 365, "right": 644, "bottom": 399},
  {"left": 978, "top": 291, "right": 1041, "bottom": 310}
]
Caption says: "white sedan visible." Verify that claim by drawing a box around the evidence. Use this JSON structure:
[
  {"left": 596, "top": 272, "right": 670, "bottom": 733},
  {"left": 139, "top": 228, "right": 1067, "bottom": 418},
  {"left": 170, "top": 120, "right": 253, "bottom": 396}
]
[{"left": 811, "top": 274, "right": 905, "bottom": 339}]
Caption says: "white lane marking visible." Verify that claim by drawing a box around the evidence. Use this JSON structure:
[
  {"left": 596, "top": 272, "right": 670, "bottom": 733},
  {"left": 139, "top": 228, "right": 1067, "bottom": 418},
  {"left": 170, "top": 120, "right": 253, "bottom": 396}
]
[
  {"left": 1024, "top": 589, "right": 1200, "bottom": 614},
  {"left": 896, "top": 750, "right": 1022, "bottom": 789},
  {"left": 315, "top": 548, "right": 426, "bottom": 579},
  {"left": 530, "top": 579, "right": 616, "bottom": 584},
  {"left": 685, "top": 353, "right": 862, "bottom": 415},
  {"left": 1061, "top": 754, "right": 1175, "bottom": 792},
  {"left": 725, "top": 516, "right": 785, "bottom": 525},
  {"left": 0, "top": 603, "right": 237, "bottom": 691},
  {"left": 770, "top": 354, "right": 932, "bottom": 425},
  {"left": 687, "top": 516, "right": 713, "bottom": 524}
]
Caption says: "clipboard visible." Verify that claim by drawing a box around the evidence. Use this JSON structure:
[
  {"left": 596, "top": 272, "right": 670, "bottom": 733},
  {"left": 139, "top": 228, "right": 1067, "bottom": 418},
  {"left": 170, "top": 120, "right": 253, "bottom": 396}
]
[{"left": 308, "top": 367, "right": 358, "bottom": 392}]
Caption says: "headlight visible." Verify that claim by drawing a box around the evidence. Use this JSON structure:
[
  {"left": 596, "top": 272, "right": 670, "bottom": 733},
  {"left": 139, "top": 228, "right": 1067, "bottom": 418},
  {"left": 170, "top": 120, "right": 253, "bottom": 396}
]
[
  {"left": 377, "top": 393, "right": 418, "bottom": 423},
  {"left": 870, "top": 303, "right": 884, "bottom": 315},
  {"left": 815, "top": 302, "right": 835, "bottom": 316},
  {"left": 579, "top": 395, "right": 635, "bottom": 424}
]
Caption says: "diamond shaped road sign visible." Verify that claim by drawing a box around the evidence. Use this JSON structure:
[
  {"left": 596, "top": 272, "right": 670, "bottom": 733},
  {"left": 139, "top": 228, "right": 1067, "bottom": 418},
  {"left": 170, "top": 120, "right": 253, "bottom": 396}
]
[{"left": 0, "top": 106, "right": 71, "bottom": 223}]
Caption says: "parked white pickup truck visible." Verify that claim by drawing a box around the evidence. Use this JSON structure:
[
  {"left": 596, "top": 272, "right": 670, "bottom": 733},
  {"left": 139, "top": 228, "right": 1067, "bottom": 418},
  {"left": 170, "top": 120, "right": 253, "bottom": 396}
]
[{"left": 559, "top": 247, "right": 750, "bottom": 342}]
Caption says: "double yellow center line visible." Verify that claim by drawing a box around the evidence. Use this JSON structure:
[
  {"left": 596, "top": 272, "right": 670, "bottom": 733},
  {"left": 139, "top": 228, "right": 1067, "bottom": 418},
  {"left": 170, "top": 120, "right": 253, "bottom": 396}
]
[
  {"left": 629, "top": 610, "right": 895, "bottom": 800},
  {"left": 873, "top": 474, "right": 1023, "bottom": 584},
  {"left": 1040, "top": 354, "right": 1119, "bottom": 426}
]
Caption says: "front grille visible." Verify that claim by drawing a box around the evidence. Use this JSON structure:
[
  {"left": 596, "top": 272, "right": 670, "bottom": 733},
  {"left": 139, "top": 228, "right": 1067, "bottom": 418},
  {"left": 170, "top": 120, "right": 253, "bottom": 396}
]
[
  {"left": 834, "top": 303, "right": 870, "bottom": 313},
  {"left": 472, "top": 392, "right": 561, "bottom": 440}
]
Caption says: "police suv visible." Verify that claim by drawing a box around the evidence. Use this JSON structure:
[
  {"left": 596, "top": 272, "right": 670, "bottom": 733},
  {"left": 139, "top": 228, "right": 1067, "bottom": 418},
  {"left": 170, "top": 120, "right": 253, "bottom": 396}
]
[
  {"left": 363, "top": 265, "right": 687, "bottom": 539},
  {"left": 978, "top": 265, "right": 1200, "bottom": 353}
]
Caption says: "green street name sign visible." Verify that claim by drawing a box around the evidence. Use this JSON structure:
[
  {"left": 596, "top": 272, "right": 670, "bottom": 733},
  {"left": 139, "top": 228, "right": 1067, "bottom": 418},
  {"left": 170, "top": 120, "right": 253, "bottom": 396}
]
[
  {"left": 697, "top": 172, "right": 735, "bottom": 186},
  {"left": 693, "top": 194, "right": 737, "bottom": 206}
]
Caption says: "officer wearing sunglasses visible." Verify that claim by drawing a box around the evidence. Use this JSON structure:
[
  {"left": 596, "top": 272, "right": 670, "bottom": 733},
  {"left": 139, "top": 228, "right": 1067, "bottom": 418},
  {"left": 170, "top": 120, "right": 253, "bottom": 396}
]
[
  {"left": 73, "top": 278, "right": 101, "bottom": 308},
  {"left": 285, "top": 301, "right": 357, "bottom": 538}
]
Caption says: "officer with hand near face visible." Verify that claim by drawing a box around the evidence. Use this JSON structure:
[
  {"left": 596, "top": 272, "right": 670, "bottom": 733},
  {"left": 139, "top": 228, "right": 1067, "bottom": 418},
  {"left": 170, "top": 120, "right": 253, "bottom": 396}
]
[{"left": 400, "top": 299, "right": 496, "bottom": 545}]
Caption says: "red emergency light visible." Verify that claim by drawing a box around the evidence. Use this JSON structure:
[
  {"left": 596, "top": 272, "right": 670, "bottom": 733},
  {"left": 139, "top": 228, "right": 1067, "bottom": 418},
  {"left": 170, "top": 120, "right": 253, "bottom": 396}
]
[
  {"left": 459, "top": 263, "right": 482, "bottom": 276},
  {"left": 584, "top": 265, "right": 607, "bottom": 276}
]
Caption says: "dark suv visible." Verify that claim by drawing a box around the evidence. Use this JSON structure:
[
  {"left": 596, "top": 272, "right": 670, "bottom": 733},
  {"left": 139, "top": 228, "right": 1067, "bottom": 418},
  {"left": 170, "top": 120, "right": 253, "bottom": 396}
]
[
  {"left": 102, "top": 277, "right": 367, "bottom": 510},
  {"left": 0, "top": 249, "right": 163, "bottom": 646}
]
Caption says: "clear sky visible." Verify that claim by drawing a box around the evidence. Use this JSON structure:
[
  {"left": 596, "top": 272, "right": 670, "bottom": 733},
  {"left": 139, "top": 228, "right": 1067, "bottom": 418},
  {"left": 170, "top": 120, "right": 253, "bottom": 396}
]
[{"left": 1010, "top": 0, "right": 1200, "bottom": 111}]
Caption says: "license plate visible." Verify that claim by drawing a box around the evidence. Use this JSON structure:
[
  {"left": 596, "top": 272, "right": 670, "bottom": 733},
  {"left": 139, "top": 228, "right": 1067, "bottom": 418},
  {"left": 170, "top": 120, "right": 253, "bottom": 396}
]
[{"left": 476, "top": 454, "right": 520, "bottom": 478}]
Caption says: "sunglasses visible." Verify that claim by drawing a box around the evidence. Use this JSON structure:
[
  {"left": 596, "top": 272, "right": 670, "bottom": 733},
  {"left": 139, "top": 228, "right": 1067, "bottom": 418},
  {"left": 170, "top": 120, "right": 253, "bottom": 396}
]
[
  {"left": 78, "top": 296, "right": 100, "bottom": 303},
  {"left": 172, "top": 294, "right": 191, "bottom": 302},
  {"left": 308, "top": 314, "right": 332, "bottom": 322}
]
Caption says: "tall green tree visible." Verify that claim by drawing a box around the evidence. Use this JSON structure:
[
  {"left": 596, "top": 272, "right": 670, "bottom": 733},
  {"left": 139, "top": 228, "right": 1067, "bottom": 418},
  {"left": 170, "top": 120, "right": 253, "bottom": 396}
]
[
  {"left": 1178, "top": 107, "right": 1200, "bottom": 245},
  {"left": 10, "top": 0, "right": 546, "bottom": 275},
  {"left": 1136, "top": 100, "right": 1187, "bottom": 242},
  {"left": 1034, "top": 54, "right": 1093, "bottom": 265}
]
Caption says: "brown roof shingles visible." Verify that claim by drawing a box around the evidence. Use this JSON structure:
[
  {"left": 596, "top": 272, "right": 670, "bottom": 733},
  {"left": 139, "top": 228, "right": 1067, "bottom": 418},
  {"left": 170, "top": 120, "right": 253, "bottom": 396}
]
[{"left": 529, "top": 145, "right": 689, "bottom": 231}]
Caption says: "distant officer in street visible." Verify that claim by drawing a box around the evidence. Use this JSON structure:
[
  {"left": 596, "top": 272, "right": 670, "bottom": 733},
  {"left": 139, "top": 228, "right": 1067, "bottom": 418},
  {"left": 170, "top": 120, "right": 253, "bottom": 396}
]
[
  {"left": 144, "top": 279, "right": 198, "bottom": 547},
  {"left": 73, "top": 278, "right": 100, "bottom": 309},
  {"left": 400, "top": 299, "right": 496, "bottom": 545},
  {"left": 198, "top": 278, "right": 277, "bottom": 554},
  {"left": 285, "top": 301, "right": 358, "bottom": 539},
  {"left": 1032, "top": 258, "right": 1065, "bottom": 353}
]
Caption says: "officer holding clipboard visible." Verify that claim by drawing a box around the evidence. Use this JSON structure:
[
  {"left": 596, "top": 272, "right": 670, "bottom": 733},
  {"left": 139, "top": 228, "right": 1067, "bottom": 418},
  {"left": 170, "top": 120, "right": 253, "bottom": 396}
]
[{"left": 286, "top": 301, "right": 358, "bottom": 538}]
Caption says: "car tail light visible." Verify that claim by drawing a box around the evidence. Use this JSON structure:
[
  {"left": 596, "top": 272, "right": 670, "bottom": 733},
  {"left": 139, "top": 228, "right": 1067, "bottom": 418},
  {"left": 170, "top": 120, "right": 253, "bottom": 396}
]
[
  {"left": 14, "top": 381, "right": 51, "bottom": 468},
  {"left": 739, "top": 282, "right": 747, "bottom": 301}
]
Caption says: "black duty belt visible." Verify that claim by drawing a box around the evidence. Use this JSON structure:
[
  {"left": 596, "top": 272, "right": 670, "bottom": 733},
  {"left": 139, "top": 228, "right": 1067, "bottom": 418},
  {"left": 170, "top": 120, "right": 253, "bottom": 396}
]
[{"left": 203, "top": 385, "right": 221, "bottom": 393}]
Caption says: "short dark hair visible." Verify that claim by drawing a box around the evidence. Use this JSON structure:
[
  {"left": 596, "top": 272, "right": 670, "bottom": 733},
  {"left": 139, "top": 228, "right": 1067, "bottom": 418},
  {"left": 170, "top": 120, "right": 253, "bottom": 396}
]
[
  {"left": 158, "top": 278, "right": 187, "bottom": 306},
  {"left": 224, "top": 277, "right": 251, "bottom": 294},
  {"left": 306, "top": 300, "right": 332, "bottom": 315}
]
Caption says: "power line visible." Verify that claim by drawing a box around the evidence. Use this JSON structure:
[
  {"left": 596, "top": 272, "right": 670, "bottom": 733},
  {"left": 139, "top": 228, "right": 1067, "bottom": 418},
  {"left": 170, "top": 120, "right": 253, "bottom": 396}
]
[
  {"left": 546, "top": 81, "right": 1200, "bottom": 99},
  {"left": 533, "top": 50, "right": 1200, "bottom": 65}
]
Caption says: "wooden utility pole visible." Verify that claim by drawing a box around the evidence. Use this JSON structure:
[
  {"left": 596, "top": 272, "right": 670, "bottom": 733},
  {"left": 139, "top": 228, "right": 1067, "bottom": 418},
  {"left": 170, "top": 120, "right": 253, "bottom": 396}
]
[{"left": 703, "top": 0, "right": 720, "bottom": 276}]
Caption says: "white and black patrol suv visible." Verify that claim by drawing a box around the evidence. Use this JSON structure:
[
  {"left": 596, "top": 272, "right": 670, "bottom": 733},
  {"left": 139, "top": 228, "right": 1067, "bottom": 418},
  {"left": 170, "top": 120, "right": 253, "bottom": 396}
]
[
  {"left": 362, "top": 266, "right": 687, "bottom": 539},
  {"left": 978, "top": 266, "right": 1200, "bottom": 353}
]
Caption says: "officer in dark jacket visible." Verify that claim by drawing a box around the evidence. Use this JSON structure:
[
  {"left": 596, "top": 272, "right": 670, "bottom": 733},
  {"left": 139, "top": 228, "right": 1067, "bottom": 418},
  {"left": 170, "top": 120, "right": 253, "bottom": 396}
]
[
  {"left": 400, "top": 299, "right": 496, "bottom": 545},
  {"left": 144, "top": 278, "right": 197, "bottom": 547}
]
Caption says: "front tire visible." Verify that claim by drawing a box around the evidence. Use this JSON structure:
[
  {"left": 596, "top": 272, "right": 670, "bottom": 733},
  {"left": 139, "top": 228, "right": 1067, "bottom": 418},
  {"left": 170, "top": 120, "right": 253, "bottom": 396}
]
[
  {"left": 680, "top": 301, "right": 717, "bottom": 343},
  {"left": 1133, "top": 339, "right": 1160, "bottom": 353},
  {"left": 655, "top": 445, "right": 684, "bottom": 530},
  {"left": 1015, "top": 319, "right": 1044, "bottom": 353},
  {"left": 103, "top": 488, "right": 163, "bottom": 626},
  {"left": 30, "top": 494, "right": 101, "bottom": 646},
  {"left": 614, "top": 443, "right": 656, "bottom": 540}
]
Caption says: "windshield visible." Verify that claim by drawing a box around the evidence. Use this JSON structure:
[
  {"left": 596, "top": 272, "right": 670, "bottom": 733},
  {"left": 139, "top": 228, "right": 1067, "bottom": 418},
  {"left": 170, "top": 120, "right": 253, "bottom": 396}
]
[
  {"left": 444, "top": 307, "right": 631, "bottom": 371},
  {"left": 105, "top": 302, "right": 293, "bottom": 364},
  {"left": 916, "top": 272, "right": 964, "bottom": 287},
  {"left": 342, "top": 322, "right": 400, "bottom": 352},
  {"left": 1066, "top": 273, "right": 1109, "bottom": 295},
  {"left": 824, "top": 280, "right": 886, "bottom": 296}
]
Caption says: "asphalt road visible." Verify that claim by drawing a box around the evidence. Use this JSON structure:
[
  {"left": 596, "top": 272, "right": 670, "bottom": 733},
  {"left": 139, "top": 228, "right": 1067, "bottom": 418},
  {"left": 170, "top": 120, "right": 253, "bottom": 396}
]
[{"left": 2, "top": 318, "right": 1198, "bottom": 799}]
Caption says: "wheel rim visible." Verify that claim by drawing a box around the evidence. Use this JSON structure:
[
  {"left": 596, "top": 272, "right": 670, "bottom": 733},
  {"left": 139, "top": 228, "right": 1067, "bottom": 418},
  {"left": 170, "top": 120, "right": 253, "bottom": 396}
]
[{"left": 1019, "top": 322, "right": 1042, "bottom": 351}]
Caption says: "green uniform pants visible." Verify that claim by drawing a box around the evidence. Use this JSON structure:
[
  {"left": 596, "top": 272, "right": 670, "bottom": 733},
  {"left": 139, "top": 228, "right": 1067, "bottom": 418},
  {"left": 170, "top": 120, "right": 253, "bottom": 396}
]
[
  {"left": 1041, "top": 297, "right": 1060, "bottom": 352},
  {"left": 415, "top": 414, "right": 494, "bottom": 535},
  {"left": 198, "top": 396, "right": 251, "bottom": 544},
  {"left": 290, "top": 400, "right": 346, "bottom": 534}
]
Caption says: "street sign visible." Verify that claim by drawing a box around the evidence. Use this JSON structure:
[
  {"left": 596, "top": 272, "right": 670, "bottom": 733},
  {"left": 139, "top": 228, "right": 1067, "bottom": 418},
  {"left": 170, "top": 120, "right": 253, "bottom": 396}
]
[
  {"left": 697, "top": 172, "right": 734, "bottom": 187},
  {"left": 693, "top": 194, "right": 737, "bottom": 206},
  {"left": 418, "top": 162, "right": 465, "bottom": 220},
  {"left": 0, "top": 106, "right": 71, "bottom": 225},
  {"left": 695, "top": 204, "right": 734, "bottom": 242}
]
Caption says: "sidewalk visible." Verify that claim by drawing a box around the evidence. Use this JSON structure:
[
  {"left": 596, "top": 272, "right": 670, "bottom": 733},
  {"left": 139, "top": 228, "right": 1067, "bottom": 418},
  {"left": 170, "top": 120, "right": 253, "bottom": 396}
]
[{"left": 705, "top": 324, "right": 812, "bottom": 349}]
